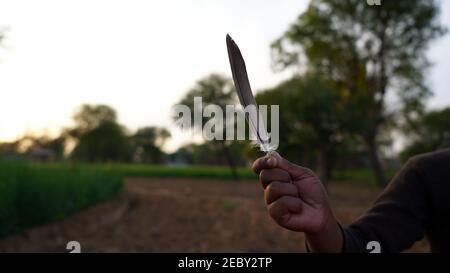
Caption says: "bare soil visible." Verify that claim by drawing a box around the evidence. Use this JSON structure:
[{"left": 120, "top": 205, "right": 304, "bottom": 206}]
[{"left": 0, "top": 178, "right": 429, "bottom": 252}]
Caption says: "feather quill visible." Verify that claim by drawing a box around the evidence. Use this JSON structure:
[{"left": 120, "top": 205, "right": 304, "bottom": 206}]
[{"left": 226, "top": 34, "right": 275, "bottom": 153}]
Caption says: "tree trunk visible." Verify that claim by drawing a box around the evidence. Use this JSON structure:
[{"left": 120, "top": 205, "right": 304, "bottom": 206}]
[
  {"left": 366, "top": 137, "right": 387, "bottom": 188},
  {"left": 325, "top": 153, "right": 333, "bottom": 183},
  {"left": 362, "top": 23, "right": 388, "bottom": 189},
  {"left": 317, "top": 147, "right": 333, "bottom": 186},
  {"left": 220, "top": 141, "right": 239, "bottom": 181}
]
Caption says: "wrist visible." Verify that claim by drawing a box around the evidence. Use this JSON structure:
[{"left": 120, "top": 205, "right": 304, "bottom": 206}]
[{"left": 305, "top": 213, "right": 343, "bottom": 253}]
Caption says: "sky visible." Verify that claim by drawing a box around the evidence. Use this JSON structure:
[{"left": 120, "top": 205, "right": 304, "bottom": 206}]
[{"left": 0, "top": 0, "right": 449, "bottom": 152}]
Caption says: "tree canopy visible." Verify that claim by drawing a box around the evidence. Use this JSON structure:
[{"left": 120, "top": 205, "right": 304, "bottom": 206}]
[
  {"left": 272, "top": 0, "right": 446, "bottom": 186},
  {"left": 400, "top": 107, "right": 450, "bottom": 161}
]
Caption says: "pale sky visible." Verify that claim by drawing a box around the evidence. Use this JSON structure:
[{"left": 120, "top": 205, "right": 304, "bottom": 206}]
[{"left": 0, "top": 0, "right": 449, "bottom": 152}]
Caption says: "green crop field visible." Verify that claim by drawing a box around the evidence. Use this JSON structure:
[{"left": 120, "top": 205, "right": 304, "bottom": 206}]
[
  {"left": 0, "top": 162, "right": 258, "bottom": 237},
  {"left": 0, "top": 161, "right": 393, "bottom": 238},
  {"left": 0, "top": 162, "right": 122, "bottom": 237}
]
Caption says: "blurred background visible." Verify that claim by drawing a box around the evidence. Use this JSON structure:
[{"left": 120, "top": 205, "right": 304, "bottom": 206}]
[{"left": 0, "top": 0, "right": 449, "bottom": 252}]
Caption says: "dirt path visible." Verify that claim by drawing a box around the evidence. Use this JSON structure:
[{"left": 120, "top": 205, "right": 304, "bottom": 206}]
[{"left": 0, "top": 178, "right": 429, "bottom": 252}]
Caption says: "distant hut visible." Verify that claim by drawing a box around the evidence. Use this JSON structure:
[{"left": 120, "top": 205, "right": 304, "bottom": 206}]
[{"left": 28, "top": 148, "right": 55, "bottom": 162}]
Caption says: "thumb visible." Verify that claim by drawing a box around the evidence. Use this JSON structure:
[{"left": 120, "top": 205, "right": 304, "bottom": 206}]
[{"left": 267, "top": 151, "right": 315, "bottom": 180}]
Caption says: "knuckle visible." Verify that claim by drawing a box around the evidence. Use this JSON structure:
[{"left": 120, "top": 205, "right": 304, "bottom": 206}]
[
  {"left": 278, "top": 195, "right": 297, "bottom": 208},
  {"left": 251, "top": 159, "right": 261, "bottom": 172},
  {"left": 259, "top": 170, "right": 271, "bottom": 188},
  {"left": 268, "top": 203, "right": 290, "bottom": 225},
  {"left": 252, "top": 157, "right": 267, "bottom": 173},
  {"left": 278, "top": 195, "right": 290, "bottom": 203},
  {"left": 304, "top": 167, "right": 314, "bottom": 175},
  {"left": 267, "top": 181, "right": 282, "bottom": 195},
  {"left": 280, "top": 170, "right": 291, "bottom": 182},
  {"left": 270, "top": 168, "right": 291, "bottom": 183},
  {"left": 267, "top": 202, "right": 280, "bottom": 215},
  {"left": 265, "top": 183, "right": 284, "bottom": 205}
]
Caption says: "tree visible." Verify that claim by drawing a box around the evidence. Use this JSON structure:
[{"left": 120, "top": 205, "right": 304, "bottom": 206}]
[
  {"left": 69, "top": 104, "right": 130, "bottom": 162},
  {"left": 71, "top": 104, "right": 117, "bottom": 136},
  {"left": 256, "top": 75, "right": 348, "bottom": 183},
  {"left": 131, "top": 126, "right": 171, "bottom": 164},
  {"left": 400, "top": 107, "right": 450, "bottom": 161},
  {"left": 272, "top": 0, "right": 446, "bottom": 187},
  {"left": 0, "top": 142, "right": 20, "bottom": 160},
  {"left": 70, "top": 121, "right": 130, "bottom": 162},
  {"left": 173, "top": 74, "right": 240, "bottom": 180}
]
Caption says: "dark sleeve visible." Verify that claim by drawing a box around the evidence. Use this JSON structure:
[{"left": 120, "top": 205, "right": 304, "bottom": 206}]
[{"left": 342, "top": 159, "right": 429, "bottom": 253}]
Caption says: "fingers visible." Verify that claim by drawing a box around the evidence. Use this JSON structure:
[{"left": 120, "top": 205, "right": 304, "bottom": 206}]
[
  {"left": 259, "top": 168, "right": 291, "bottom": 189},
  {"left": 268, "top": 196, "right": 302, "bottom": 225},
  {"left": 272, "top": 154, "right": 315, "bottom": 180},
  {"left": 252, "top": 155, "right": 277, "bottom": 174},
  {"left": 264, "top": 181, "right": 298, "bottom": 204},
  {"left": 252, "top": 152, "right": 316, "bottom": 181}
]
